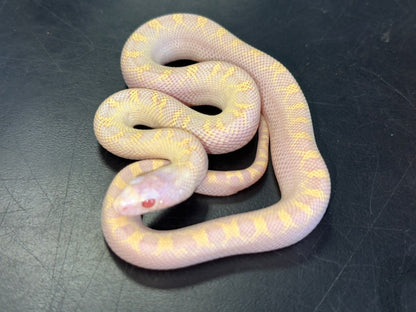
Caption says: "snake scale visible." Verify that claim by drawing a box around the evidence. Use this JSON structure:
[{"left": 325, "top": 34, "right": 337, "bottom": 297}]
[{"left": 94, "top": 13, "right": 331, "bottom": 270}]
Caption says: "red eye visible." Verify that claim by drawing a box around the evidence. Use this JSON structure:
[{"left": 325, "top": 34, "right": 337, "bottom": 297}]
[{"left": 142, "top": 198, "right": 156, "bottom": 208}]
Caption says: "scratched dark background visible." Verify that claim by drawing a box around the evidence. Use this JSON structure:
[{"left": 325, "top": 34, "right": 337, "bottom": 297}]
[{"left": 1, "top": 0, "right": 415, "bottom": 311}]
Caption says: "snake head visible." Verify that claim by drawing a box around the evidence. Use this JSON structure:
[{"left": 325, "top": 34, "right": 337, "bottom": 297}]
[{"left": 113, "top": 169, "right": 181, "bottom": 216}]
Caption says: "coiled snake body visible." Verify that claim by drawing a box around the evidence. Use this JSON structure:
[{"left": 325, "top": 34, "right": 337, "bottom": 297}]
[{"left": 94, "top": 14, "right": 330, "bottom": 270}]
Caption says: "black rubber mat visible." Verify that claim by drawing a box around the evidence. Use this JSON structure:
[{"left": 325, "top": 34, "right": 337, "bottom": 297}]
[{"left": 1, "top": 1, "right": 415, "bottom": 311}]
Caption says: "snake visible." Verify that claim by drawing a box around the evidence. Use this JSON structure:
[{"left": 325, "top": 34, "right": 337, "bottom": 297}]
[{"left": 94, "top": 13, "right": 331, "bottom": 270}]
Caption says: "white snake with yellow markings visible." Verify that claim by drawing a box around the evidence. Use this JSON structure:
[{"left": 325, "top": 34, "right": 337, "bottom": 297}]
[{"left": 94, "top": 13, "right": 331, "bottom": 270}]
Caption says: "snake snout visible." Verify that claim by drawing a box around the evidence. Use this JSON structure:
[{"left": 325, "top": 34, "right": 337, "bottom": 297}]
[
  {"left": 114, "top": 168, "right": 185, "bottom": 216},
  {"left": 113, "top": 175, "right": 161, "bottom": 216}
]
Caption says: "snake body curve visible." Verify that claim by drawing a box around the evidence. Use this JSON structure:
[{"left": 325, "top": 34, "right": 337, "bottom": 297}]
[{"left": 94, "top": 14, "right": 331, "bottom": 270}]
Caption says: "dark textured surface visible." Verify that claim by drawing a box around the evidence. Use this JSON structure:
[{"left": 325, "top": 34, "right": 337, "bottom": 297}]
[{"left": 1, "top": 1, "right": 415, "bottom": 311}]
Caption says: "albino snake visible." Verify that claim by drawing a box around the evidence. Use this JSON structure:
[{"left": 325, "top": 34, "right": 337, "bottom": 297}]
[{"left": 94, "top": 13, "right": 331, "bottom": 270}]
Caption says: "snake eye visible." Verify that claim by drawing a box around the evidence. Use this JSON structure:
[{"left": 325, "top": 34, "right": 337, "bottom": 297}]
[{"left": 142, "top": 198, "right": 156, "bottom": 208}]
